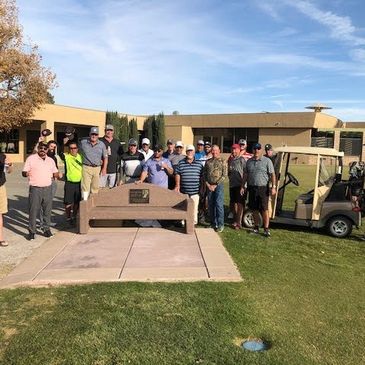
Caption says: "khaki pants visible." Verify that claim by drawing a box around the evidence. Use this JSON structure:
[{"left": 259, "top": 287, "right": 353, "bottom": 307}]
[
  {"left": 82, "top": 165, "right": 101, "bottom": 194},
  {"left": 189, "top": 194, "right": 200, "bottom": 225}
]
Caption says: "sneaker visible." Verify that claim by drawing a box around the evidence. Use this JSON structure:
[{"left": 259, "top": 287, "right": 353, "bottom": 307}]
[
  {"left": 27, "top": 233, "right": 35, "bottom": 241},
  {"left": 217, "top": 226, "right": 224, "bottom": 233},
  {"left": 228, "top": 212, "right": 234, "bottom": 219},
  {"left": 263, "top": 229, "right": 271, "bottom": 238},
  {"left": 0, "top": 241, "right": 9, "bottom": 247},
  {"left": 43, "top": 230, "right": 53, "bottom": 238},
  {"left": 249, "top": 228, "right": 260, "bottom": 235}
]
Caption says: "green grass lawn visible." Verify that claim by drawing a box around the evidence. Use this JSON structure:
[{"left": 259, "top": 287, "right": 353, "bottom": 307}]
[{"left": 1, "top": 166, "right": 365, "bottom": 365}]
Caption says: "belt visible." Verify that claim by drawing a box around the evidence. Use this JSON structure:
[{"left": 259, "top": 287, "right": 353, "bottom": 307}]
[{"left": 83, "top": 163, "right": 100, "bottom": 167}]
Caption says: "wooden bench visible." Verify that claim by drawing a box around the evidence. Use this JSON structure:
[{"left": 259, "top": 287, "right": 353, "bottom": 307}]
[{"left": 78, "top": 183, "right": 195, "bottom": 234}]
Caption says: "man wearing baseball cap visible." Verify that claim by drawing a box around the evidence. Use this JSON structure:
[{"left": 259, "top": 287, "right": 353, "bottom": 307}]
[
  {"left": 100, "top": 124, "right": 123, "bottom": 188},
  {"left": 228, "top": 144, "right": 246, "bottom": 229},
  {"left": 139, "top": 137, "right": 154, "bottom": 162},
  {"left": 238, "top": 139, "right": 252, "bottom": 161},
  {"left": 136, "top": 144, "right": 173, "bottom": 188},
  {"left": 264, "top": 143, "right": 276, "bottom": 164},
  {"left": 242, "top": 142, "right": 276, "bottom": 237},
  {"left": 79, "top": 126, "right": 108, "bottom": 198},
  {"left": 194, "top": 140, "right": 205, "bottom": 161},
  {"left": 175, "top": 145, "right": 203, "bottom": 225},
  {"left": 120, "top": 138, "right": 145, "bottom": 184},
  {"left": 162, "top": 139, "right": 176, "bottom": 160}
]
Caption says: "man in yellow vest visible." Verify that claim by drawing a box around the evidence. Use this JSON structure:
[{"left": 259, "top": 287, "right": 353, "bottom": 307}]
[{"left": 60, "top": 140, "right": 83, "bottom": 225}]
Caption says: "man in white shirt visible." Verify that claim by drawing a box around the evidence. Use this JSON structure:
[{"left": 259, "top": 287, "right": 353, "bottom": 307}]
[{"left": 139, "top": 138, "right": 154, "bottom": 162}]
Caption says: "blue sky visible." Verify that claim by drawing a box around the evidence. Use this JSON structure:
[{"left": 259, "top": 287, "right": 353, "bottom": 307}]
[{"left": 17, "top": 0, "right": 365, "bottom": 120}]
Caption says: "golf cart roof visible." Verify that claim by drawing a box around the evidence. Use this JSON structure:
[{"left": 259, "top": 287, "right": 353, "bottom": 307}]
[{"left": 274, "top": 146, "right": 344, "bottom": 157}]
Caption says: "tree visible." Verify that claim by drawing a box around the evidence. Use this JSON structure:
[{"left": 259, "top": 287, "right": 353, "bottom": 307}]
[
  {"left": 128, "top": 118, "right": 139, "bottom": 142},
  {"left": 46, "top": 91, "right": 55, "bottom": 104},
  {"left": 0, "top": 0, "right": 56, "bottom": 131},
  {"left": 106, "top": 110, "right": 120, "bottom": 137},
  {"left": 155, "top": 112, "right": 166, "bottom": 148},
  {"left": 143, "top": 115, "right": 154, "bottom": 143},
  {"left": 119, "top": 115, "right": 129, "bottom": 144}
]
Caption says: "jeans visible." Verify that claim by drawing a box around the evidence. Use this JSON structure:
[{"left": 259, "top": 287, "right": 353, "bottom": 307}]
[
  {"left": 207, "top": 183, "right": 224, "bottom": 228},
  {"left": 29, "top": 185, "right": 52, "bottom": 234}
]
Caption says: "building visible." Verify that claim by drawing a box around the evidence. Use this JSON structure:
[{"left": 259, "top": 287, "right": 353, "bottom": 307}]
[{"left": 2, "top": 103, "right": 365, "bottom": 164}]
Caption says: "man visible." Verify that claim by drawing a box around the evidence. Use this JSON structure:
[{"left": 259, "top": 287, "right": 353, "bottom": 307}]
[
  {"left": 79, "top": 127, "right": 108, "bottom": 199},
  {"left": 170, "top": 141, "right": 186, "bottom": 190},
  {"left": 39, "top": 140, "right": 60, "bottom": 229},
  {"left": 264, "top": 144, "right": 276, "bottom": 164},
  {"left": 100, "top": 124, "right": 123, "bottom": 188},
  {"left": 136, "top": 144, "right": 173, "bottom": 188},
  {"left": 60, "top": 140, "right": 83, "bottom": 226},
  {"left": 228, "top": 144, "right": 246, "bottom": 229},
  {"left": 0, "top": 153, "right": 13, "bottom": 247},
  {"left": 139, "top": 138, "right": 154, "bottom": 162},
  {"left": 162, "top": 139, "right": 176, "bottom": 160},
  {"left": 204, "top": 145, "right": 227, "bottom": 232},
  {"left": 242, "top": 143, "right": 276, "bottom": 237},
  {"left": 198, "top": 141, "right": 213, "bottom": 224},
  {"left": 239, "top": 139, "right": 253, "bottom": 161},
  {"left": 22, "top": 142, "right": 59, "bottom": 240},
  {"left": 194, "top": 140, "right": 205, "bottom": 160},
  {"left": 175, "top": 145, "right": 203, "bottom": 225},
  {"left": 120, "top": 138, "right": 145, "bottom": 184}
]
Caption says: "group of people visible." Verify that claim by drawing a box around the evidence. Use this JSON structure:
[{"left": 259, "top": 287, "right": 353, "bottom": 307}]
[{"left": 0, "top": 125, "right": 277, "bottom": 245}]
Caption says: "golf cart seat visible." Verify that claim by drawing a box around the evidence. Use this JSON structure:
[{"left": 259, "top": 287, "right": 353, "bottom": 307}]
[{"left": 294, "top": 193, "right": 313, "bottom": 220}]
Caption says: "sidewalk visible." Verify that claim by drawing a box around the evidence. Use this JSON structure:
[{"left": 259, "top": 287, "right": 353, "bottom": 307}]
[{"left": 1, "top": 163, "right": 67, "bottom": 279}]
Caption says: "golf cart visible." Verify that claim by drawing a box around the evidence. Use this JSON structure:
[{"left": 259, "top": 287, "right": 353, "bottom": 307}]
[{"left": 243, "top": 146, "right": 361, "bottom": 237}]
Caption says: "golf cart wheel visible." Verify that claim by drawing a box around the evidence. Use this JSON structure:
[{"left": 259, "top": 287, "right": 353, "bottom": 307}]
[
  {"left": 242, "top": 210, "right": 263, "bottom": 228},
  {"left": 326, "top": 216, "right": 352, "bottom": 238}
]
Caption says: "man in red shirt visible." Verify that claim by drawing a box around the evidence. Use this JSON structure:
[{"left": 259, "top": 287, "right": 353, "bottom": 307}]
[
  {"left": 239, "top": 139, "right": 253, "bottom": 161},
  {"left": 22, "top": 143, "right": 59, "bottom": 240}
]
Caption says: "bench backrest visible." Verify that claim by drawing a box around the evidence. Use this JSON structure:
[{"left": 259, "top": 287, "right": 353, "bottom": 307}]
[{"left": 91, "top": 183, "right": 188, "bottom": 208}]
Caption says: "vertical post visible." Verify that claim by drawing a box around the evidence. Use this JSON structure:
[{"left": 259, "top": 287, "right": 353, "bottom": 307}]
[{"left": 185, "top": 197, "right": 195, "bottom": 234}]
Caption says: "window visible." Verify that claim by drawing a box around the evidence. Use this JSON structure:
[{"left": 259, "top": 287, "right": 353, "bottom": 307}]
[
  {"left": 339, "top": 132, "right": 362, "bottom": 156},
  {"left": 0, "top": 129, "right": 19, "bottom": 153},
  {"left": 311, "top": 129, "right": 334, "bottom": 148}
]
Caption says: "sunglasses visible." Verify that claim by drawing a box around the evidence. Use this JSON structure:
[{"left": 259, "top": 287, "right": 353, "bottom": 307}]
[
  {"left": 253, "top": 147, "right": 261, "bottom": 150},
  {"left": 69, "top": 147, "right": 78, "bottom": 150},
  {"left": 90, "top": 133, "right": 98, "bottom": 136},
  {"left": 38, "top": 146, "right": 48, "bottom": 150},
  {"left": 154, "top": 149, "right": 163, "bottom": 152}
]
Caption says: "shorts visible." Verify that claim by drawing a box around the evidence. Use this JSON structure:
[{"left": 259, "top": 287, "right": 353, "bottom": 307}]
[
  {"left": 64, "top": 181, "right": 81, "bottom": 205},
  {"left": 229, "top": 186, "right": 246, "bottom": 204},
  {"left": 248, "top": 185, "right": 269, "bottom": 211},
  {"left": 0, "top": 184, "right": 8, "bottom": 214}
]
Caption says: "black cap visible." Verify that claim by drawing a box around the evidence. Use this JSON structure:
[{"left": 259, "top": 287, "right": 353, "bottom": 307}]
[
  {"left": 153, "top": 144, "right": 163, "bottom": 151},
  {"left": 204, "top": 141, "right": 212, "bottom": 147},
  {"left": 265, "top": 144, "right": 273, "bottom": 151}
]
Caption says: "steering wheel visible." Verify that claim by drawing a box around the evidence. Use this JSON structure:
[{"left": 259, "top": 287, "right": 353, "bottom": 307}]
[{"left": 287, "top": 172, "right": 299, "bottom": 186}]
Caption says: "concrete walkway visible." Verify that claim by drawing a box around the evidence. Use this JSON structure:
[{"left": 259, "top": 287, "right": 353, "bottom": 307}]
[{"left": 0, "top": 227, "right": 242, "bottom": 288}]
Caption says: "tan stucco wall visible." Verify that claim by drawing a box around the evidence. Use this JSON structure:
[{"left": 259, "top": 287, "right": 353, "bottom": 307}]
[
  {"left": 259, "top": 128, "right": 311, "bottom": 148},
  {"left": 10, "top": 104, "right": 106, "bottom": 162}
]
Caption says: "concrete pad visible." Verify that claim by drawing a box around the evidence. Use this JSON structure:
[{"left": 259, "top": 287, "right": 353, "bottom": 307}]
[
  {"left": 124, "top": 229, "right": 204, "bottom": 269},
  {"left": 120, "top": 267, "right": 209, "bottom": 281},
  {"left": 1, "top": 227, "right": 242, "bottom": 288}
]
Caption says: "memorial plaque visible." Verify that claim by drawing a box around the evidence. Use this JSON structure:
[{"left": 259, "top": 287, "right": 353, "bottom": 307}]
[{"left": 129, "top": 189, "right": 150, "bottom": 204}]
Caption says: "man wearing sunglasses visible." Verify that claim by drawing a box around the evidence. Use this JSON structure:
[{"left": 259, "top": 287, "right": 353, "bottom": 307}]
[
  {"left": 242, "top": 143, "right": 276, "bottom": 237},
  {"left": 136, "top": 144, "right": 173, "bottom": 188},
  {"left": 22, "top": 143, "right": 59, "bottom": 240},
  {"left": 60, "top": 140, "right": 83, "bottom": 226},
  {"left": 79, "top": 127, "right": 108, "bottom": 199}
]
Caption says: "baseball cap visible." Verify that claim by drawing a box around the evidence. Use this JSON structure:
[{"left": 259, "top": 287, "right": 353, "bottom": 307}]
[
  {"left": 265, "top": 143, "right": 273, "bottom": 151},
  {"left": 204, "top": 141, "right": 212, "bottom": 147},
  {"left": 41, "top": 129, "right": 52, "bottom": 137},
  {"left": 186, "top": 144, "right": 195, "bottom": 151},
  {"left": 167, "top": 138, "right": 175, "bottom": 145},
  {"left": 128, "top": 138, "right": 138, "bottom": 146},
  {"left": 90, "top": 127, "right": 99, "bottom": 135},
  {"left": 231, "top": 144, "right": 240, "bottom": 150},
  {"left": 253, "top": 143, "right": 262, "bottom": 150},
  {"left": 105, "top": 124, "right": 114, "bottom": 131},
  {"left": 142, "top": 138, "right": 150, "bottom": 145},
  {"left": 153, "top": 144, "right": 163, "bottom": 151},
  {"left": 238, "top": 139, "right": 247, "bottom": 145},
  {"left": 197, "top": 140, "right": 204, "bottom": 145},
  {"left": 176, "top": 141, "right": 184, "bottom": 148}
]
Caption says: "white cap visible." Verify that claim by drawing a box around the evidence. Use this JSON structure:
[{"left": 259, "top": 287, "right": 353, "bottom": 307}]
[
  {"left": 186, "top": 144, "right": 195, "bottom": 151},
  {"left": 142, "top": 138, "right": 150, "bottom": 145},
  {"left": 176, "top": 140, "right": 184, "bottom": 147},
  {"left": 197, "top": 140, "right": 204, "bottom": 145}
]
